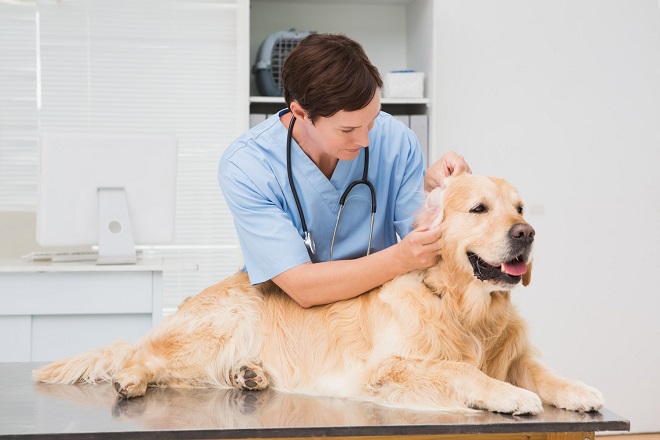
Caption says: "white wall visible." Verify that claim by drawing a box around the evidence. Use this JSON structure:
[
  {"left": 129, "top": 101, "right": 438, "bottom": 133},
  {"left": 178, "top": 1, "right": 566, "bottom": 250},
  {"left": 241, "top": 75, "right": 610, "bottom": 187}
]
[{"left": 435, "top": 0, "right": 660, "bottom": 433}]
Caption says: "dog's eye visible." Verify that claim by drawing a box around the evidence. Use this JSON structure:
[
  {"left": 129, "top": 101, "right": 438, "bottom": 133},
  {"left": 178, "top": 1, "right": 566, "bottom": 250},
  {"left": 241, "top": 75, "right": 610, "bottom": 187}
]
[
  {"left": 470, "top": 204, "right": 487, "bottom": 214},
  {"left": 517, "top": 205, "right": 524, "bottom": 215}
]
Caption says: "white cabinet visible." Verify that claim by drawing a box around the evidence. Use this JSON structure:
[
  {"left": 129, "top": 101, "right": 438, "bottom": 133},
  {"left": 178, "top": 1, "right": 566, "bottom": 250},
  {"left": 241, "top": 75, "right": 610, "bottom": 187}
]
[
  {"left": 0, "top": 259, "right": 163, "bottom": 362},
  {"left": 247, "top": 0, "right": 436, "bottom": 162}
]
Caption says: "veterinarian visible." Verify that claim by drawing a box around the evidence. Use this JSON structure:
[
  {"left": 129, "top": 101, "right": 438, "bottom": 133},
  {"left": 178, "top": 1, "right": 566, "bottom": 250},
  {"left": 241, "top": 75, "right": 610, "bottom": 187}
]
[{"left": 219, "top": 33, "right": 471, "bottom": 308}]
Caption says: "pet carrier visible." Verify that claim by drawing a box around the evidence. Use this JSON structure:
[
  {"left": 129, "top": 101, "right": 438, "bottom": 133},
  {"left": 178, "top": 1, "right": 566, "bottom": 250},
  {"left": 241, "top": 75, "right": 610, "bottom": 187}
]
[{"left": 253, "top": 29, "right": 313, "bottom": 96}]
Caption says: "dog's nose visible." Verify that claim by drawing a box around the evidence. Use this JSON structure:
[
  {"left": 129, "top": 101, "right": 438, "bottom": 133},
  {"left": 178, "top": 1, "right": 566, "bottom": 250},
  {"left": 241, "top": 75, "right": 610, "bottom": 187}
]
[{"left": 509, "top": 223, "right": 535, "bottom": 243}]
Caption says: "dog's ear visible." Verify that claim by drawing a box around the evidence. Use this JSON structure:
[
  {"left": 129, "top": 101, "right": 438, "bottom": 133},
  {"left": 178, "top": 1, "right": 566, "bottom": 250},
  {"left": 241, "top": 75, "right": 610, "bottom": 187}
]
[
  {"left": 522, "top": 260, "right": 533, "bottom": 286},
  {"left": 416, "top": 187, "right": 445, "bottom": 229}
]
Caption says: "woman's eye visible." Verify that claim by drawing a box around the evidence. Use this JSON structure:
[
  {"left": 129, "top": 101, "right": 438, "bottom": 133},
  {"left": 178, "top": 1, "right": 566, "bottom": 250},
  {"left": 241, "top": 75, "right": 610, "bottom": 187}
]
[
  {"left": 341, "top": 129, "right": 355, "bottom": 134},
  {"left": 470, "top": 204, "right": 487, "bottom": 214}
]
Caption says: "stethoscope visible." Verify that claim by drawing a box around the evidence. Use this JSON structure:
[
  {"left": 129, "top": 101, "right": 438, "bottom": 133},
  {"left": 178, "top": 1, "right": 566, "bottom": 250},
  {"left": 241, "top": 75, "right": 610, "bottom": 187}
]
[{"left": 286, "top": 115, "right": 377, "bottom": 261}]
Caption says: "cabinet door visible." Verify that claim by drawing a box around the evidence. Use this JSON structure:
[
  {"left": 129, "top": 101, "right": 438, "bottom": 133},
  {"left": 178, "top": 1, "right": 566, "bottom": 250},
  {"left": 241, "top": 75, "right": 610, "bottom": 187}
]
[
  {"left": 0, "top": 316, "right": 31, "bottom": 362},
  {"left": 0, "top": 270, "right": 159, "bottom": 362},
  {"left": 1, "top": 272, "right": 153, "bottom": 316}
]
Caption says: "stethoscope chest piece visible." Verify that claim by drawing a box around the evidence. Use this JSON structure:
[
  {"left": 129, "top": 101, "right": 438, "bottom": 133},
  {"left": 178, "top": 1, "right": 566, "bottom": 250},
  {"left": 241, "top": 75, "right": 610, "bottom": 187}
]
[{"left": 303, "top": 230, "right": 316, "bottom": 255}]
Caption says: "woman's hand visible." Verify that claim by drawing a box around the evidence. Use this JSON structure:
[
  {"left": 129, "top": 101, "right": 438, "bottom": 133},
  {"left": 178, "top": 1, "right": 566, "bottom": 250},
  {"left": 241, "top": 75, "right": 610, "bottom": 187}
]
[
  {"left": 395, "top": 224, "right": 443, "bottom": 272},
  {"left": 425, "top": 151, "right": 472, "bottom": 192}
]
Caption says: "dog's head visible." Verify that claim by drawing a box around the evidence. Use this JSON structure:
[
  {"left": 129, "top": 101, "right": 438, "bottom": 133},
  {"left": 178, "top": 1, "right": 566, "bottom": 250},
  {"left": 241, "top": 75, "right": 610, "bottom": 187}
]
[{"left": 421, "top": 174, "right": 534, "bottom": 290}]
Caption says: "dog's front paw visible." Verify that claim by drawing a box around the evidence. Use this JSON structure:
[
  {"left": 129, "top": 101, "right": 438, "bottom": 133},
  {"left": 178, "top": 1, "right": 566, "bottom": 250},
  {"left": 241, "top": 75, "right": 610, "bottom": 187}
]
[
  {"left": 230, "top": 362, "right": 268, "bottom": 391},
  {"left": 471, "top": 382, "right": 543, "bottom": 415},
  {"left": 551, "top": 382, "right": 604, "bottom": 412}
]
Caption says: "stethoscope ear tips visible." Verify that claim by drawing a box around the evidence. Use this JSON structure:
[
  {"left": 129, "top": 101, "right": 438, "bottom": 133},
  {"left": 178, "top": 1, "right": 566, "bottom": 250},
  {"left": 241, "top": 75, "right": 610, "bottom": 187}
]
[{"left": 304, "top": 231, "right": 316, "bottom": 255}]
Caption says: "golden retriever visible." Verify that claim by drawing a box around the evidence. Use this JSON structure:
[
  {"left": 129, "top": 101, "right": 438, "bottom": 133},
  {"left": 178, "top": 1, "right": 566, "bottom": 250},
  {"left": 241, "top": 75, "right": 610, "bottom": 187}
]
[{"left": 34, "top": 173, "right": 604, "bottom": 415}]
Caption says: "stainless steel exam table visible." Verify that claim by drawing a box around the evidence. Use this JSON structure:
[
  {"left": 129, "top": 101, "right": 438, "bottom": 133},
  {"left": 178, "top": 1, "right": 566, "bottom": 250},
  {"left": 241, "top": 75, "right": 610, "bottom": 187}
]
[{"left": 0, "top": 363, "right": 629, "bottom": 440}]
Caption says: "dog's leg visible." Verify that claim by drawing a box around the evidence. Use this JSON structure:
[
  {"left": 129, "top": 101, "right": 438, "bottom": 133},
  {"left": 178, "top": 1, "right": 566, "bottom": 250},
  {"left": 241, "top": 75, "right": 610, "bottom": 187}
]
[
  {"left": 230, "top": 361, "right": 269, "bottom": 391},
  {"left": 112, "top": 359, "right": 153, "bottom": 399},
  {"left": 364, "top": 357, "right": 543, "bottom": 415},
  {"left": 111, "top": 339, "right": 168, "bottom": 398},
  {"left": 508, "top": 353, "right": 603, "bottom": 412}
]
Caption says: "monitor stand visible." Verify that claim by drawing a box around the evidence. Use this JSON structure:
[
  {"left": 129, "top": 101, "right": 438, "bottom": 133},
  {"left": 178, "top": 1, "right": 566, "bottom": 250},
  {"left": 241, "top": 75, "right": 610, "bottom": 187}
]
[{"left": 97, "top": 187, "right": 137, "bottom": 265}]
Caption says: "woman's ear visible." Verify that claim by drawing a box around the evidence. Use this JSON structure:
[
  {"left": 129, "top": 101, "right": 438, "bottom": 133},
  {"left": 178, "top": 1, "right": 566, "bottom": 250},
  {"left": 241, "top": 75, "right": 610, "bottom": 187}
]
[
  {"left": 522, "top": 260, "right": 533, "bottom": 286},
  {"left": 289, "top": 101, "right": 307, "bottom": 121}
]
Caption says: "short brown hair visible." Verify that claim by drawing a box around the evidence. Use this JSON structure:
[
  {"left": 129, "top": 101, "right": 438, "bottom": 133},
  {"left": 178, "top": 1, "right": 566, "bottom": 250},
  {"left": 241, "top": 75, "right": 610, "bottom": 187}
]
[{"left": 282, "top": 33, "right": 383, "bottom": 124}]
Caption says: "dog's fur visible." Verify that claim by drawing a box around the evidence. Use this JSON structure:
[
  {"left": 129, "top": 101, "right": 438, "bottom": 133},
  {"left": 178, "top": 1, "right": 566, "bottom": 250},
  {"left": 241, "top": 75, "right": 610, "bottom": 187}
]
[{"left": 34, "top": 174, "right": 603, "bottom": 415}]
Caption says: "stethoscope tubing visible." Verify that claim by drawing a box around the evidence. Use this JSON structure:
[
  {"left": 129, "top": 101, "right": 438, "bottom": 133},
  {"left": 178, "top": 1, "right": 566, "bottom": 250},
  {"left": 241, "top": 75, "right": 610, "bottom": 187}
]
[
  {"left": 286, "top": 116, "right": 315, "bottom": 254},
  {"left": 286, "top": 114, "right": 376, "bottom": 260}
]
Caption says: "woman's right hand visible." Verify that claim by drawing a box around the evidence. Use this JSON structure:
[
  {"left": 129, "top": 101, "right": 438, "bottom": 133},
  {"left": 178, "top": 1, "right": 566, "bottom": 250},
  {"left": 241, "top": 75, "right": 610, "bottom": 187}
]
[{"left": 396, "top": 224, "right": 443, "bottom": 272}]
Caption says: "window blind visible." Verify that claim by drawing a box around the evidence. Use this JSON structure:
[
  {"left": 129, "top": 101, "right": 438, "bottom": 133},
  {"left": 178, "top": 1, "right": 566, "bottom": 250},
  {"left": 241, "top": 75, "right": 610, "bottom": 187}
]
[{"left": 0, "top": 2, "right": 38, "bottom": 211}]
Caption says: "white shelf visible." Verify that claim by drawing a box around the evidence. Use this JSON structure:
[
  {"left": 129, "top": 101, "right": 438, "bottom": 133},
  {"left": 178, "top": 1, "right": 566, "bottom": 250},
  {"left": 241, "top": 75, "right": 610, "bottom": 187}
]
[
  {"left": 250, "top": 96, "right": 430, "bottom": 105},
  {"left": 252, "top": 0, "right": 410, "bottom": 4},
  {"left": 382, "top": 97, "right": 430, "bottom": 105},
  {"left": 250, "top": 96, "right": 284, "bottom": 104}
]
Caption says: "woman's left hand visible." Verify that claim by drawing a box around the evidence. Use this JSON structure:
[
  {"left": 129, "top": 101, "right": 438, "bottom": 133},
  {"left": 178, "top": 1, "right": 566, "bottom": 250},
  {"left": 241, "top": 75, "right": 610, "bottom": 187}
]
[{"left": 425, "top": 151, "right": 472, "bottom": 192}]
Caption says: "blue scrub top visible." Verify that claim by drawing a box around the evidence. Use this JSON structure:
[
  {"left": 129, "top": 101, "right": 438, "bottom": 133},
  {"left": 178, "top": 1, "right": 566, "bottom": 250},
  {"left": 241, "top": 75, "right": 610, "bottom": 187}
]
[{"left": 218, "top": 109, "right": 425, "bottom": 285}]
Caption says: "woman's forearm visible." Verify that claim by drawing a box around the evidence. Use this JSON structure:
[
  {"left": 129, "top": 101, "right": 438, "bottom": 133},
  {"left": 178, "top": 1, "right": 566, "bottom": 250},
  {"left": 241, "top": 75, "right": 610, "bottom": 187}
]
[{"left": 271, "top": 244, "right": 412, "bottom": 308}]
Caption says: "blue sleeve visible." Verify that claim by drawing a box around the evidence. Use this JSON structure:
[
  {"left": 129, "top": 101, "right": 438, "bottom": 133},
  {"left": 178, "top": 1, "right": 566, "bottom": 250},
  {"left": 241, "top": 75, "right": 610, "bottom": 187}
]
[
  {"left": 218, "top": 159, "right": 310, "bottom": 285},
  {"left": 392, "top": 125, "right": 426, "bottom": 239}
]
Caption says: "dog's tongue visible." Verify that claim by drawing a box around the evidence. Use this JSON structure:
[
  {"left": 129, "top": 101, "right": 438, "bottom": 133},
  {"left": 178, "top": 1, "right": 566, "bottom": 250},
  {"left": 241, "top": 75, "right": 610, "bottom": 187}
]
[{"left": 501, "top": 261, "right": 527, "bottom": 276}]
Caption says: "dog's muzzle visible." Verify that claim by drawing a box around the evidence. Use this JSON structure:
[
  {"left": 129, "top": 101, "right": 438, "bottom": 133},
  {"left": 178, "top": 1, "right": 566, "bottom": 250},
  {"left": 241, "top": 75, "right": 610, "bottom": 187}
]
[{"left": 467, "top": 223, "right": 534, "bottom": 285}]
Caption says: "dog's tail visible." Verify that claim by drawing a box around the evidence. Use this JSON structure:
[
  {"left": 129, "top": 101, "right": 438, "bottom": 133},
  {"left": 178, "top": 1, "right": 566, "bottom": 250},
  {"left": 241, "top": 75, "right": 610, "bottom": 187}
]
[{"left": 32, "top": 341, "right": 135, "bottom": 385}]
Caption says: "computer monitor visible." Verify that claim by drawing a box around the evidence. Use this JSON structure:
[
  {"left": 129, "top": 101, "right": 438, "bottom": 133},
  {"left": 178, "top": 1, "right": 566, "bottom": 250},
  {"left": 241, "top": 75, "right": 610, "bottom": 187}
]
[{"left": 36, "top": 132, "right": 178, "bottom": 264}]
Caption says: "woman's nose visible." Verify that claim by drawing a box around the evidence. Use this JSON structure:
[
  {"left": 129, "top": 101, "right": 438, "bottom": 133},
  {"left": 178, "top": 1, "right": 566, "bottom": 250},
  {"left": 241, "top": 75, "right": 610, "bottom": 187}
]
[{"left": 355, "top": 129, "right": 370, "bottom": 147}]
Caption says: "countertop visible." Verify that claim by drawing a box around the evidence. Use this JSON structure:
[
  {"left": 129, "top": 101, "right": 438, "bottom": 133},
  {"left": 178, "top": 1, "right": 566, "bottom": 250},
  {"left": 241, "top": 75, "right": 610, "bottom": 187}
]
[
  {"left": 0, "top": 363, "right": 630, "bottom": 439},
  {"left": 0, "top": 258, "right": 164, "bottom": 273}
]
